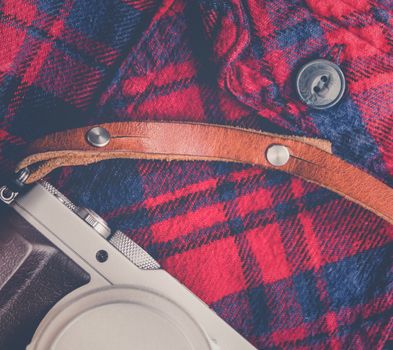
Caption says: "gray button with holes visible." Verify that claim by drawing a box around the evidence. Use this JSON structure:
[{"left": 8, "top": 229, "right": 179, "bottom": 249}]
[{"left": 296, "top": 59, "right": 345, "bottom": 109}]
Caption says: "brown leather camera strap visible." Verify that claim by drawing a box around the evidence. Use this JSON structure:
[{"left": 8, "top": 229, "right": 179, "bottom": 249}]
[{"left": 17, "top": 121, "right": 393, "bottom": 226}]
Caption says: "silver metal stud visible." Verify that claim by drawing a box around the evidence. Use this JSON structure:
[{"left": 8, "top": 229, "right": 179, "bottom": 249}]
[
  {"left": 86, "top": 126, "right": 110, "bottom": 147},
  {"left": 266, "top": 145, "right": 290, "bottom": 166}
]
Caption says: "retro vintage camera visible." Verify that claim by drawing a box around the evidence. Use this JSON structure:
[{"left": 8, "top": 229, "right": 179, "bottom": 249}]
[{"left": 0, "top": 172, "right": 256, "bottom": 350}]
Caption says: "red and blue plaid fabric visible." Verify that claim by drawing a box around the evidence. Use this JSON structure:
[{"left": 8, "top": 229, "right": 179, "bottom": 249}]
[{"left": 1, "top": 0, "right": 392, "bottom": 348}]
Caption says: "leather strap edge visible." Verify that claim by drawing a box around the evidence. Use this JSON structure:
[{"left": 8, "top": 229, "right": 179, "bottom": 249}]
[{"left": 16, "top": 121, "right": 393, "bottom": 227}]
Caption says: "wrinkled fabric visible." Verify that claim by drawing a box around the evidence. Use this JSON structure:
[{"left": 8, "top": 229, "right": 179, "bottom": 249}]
[{"left": 0, "top": 0, "right": 392, "bottom": 348}]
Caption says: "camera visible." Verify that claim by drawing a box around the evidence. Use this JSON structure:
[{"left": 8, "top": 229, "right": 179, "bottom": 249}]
[{"left": 0, "top": 176, "right": 256, "bottom": 349}]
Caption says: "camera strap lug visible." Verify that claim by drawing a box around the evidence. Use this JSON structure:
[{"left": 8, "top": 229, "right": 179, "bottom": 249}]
[
  {"left": 0, "top": 168, "right": 30, "bottom": 205},
  {"left": 0, "top": 186, "right": 19, "bottom": 204}
]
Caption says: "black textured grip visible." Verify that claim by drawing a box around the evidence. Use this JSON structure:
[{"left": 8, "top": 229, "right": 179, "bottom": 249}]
[{"left": 0, "top": 207, "right": 90, "bottom": 350}]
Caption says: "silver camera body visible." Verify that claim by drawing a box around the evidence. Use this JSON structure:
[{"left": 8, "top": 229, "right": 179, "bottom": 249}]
[{"left": 2, "top": 180, "right": 256, "bottom": 350}]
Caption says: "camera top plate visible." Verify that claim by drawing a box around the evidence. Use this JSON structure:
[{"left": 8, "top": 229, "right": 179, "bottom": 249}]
[{"left": 11, "top": 181, "right": 256, "bottom": 350}]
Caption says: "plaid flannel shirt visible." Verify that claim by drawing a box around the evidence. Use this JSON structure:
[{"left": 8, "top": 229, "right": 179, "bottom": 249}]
[{"left": 0, "top": 0, "right": 392, "bottom": 348}]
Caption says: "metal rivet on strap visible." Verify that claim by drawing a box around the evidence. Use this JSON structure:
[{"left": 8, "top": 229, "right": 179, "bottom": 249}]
[
  {"left": 86, "top": 127, "right": 110, "bottom": 147},
  {"left": 266, "top": 145, "right": 290, "bottom": 166}
]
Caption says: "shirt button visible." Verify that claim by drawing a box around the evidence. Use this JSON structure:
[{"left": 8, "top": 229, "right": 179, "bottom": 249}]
[{"left": 296, "top": 59, "right": 345, "bottom": 109}]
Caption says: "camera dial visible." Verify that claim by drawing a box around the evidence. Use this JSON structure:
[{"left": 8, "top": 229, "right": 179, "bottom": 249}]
[
  {"left": 74, "top": 207, "right": 112, "bottom": 239},
  {"left": 38, "top": 181, "right": 111, "bottom": 238}
]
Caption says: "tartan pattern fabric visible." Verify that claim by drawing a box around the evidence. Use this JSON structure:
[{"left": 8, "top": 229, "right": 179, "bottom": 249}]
[{"left": 0, "top": 0, "right": 392, "bottom": 349}]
